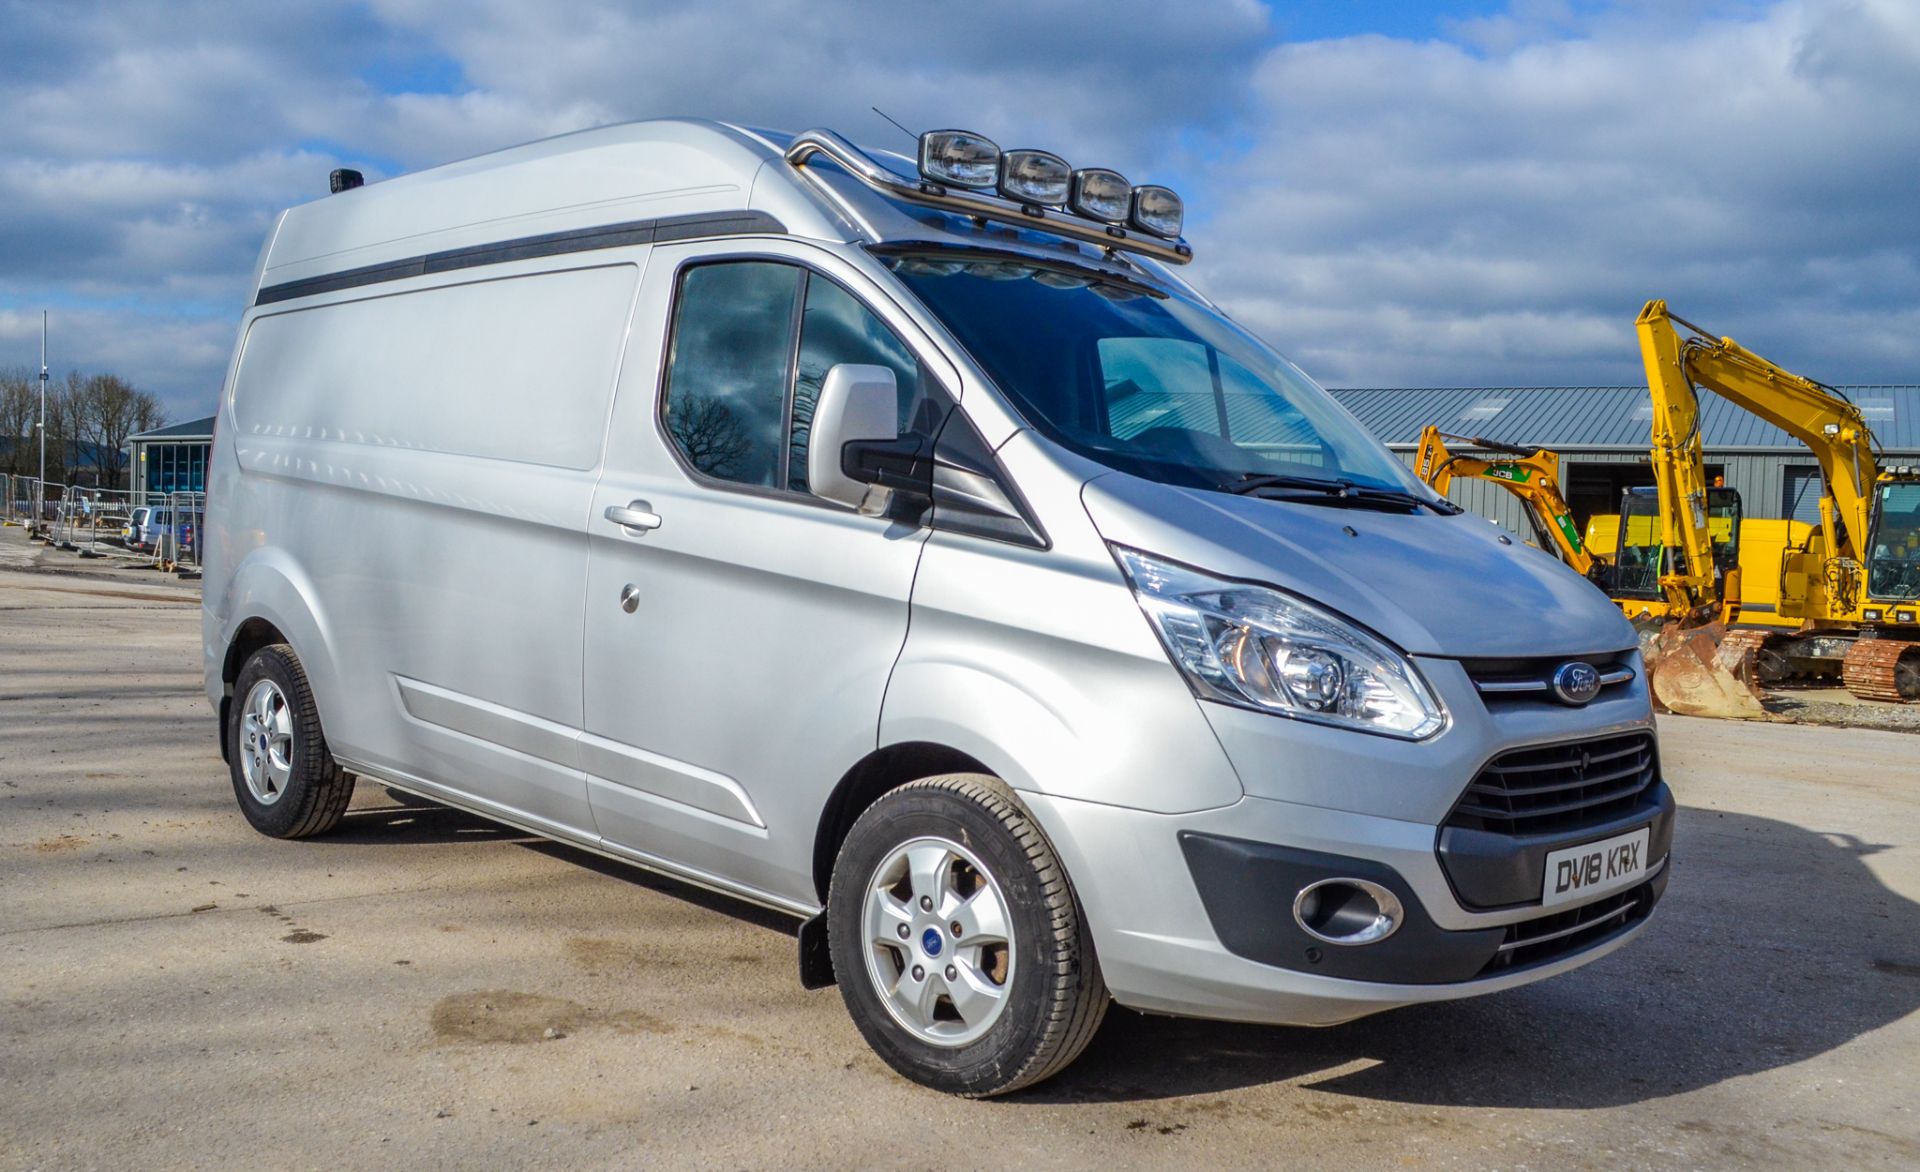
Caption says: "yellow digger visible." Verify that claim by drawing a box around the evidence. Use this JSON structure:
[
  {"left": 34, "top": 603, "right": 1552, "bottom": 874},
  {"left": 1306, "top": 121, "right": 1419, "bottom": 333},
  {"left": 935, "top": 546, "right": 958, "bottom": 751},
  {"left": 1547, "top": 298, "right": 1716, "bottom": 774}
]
[
  {"left": 1586, "top": 512, "right": 1810, "bottom": 631},
  {"left": 1635, "top": 301, "right": 1920, "bottom": 706},
  {"left": 1413, "top": 427, "right": 1595, "bottom": 573}
]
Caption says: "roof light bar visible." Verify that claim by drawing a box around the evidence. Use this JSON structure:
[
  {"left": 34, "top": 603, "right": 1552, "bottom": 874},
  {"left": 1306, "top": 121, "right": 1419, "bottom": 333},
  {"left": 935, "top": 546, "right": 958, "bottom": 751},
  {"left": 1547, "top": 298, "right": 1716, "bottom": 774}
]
[
  {"left": 918, "top": 130, "right": 1000, "bottom": 189},
  {"left": 784, "top": 128, "right": 1192, "bottom": 266},
  {"left": 999, "top": 149, "right": 1071, "bottom": 207}
]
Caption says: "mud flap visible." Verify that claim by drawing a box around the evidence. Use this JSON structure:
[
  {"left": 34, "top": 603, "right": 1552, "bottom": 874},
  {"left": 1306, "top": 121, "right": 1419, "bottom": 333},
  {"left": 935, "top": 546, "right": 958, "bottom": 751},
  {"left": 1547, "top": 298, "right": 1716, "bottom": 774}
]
[
  {"left": 797, "top": 910, "right": 836, "bottom": 989},
  {"left": 1642, "top": 622, "right": 1780, "bottom": 721}
]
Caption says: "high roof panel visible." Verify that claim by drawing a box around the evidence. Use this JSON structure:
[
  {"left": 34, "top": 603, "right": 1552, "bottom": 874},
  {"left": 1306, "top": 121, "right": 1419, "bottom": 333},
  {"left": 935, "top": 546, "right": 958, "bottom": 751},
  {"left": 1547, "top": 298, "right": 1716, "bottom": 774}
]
[{"left": 1328, "top": 386, "right": 1920, "bottom": 450}]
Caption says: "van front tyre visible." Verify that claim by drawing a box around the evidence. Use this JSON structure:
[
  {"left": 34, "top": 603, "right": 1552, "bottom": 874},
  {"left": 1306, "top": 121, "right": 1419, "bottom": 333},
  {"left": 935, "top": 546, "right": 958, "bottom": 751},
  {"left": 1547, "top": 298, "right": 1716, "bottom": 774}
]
[
  {"left": 227, "top": 644, "right": 354, "bottom": 839},
  {"left": 827, "top": 775, "right": 1108, "bottom": 1096}
]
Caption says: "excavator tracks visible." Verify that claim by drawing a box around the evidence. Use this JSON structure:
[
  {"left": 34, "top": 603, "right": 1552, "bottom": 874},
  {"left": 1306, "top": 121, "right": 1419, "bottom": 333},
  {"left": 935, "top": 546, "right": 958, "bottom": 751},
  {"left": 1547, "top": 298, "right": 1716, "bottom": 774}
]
[
  {"left": 1842, "top": 640, "right": 1920, "bottom": 703},
  {"left": 1716, "top": 628, "right": 1775, "bottom": 683}
]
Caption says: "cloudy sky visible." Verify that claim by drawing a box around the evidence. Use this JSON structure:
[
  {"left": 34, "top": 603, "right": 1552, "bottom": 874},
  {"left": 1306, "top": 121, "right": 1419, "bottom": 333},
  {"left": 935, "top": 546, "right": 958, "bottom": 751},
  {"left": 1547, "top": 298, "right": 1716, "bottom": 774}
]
[{"left": 1, "top": 0, "right": 1916, "bottom": 422}]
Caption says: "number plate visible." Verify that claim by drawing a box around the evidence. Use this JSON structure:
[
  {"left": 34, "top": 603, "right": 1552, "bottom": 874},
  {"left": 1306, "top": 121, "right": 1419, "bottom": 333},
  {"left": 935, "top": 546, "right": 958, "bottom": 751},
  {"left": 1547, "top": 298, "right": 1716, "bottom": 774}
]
[{"left": 1542, "top": 827, "right": 1651, "bottom": 907}]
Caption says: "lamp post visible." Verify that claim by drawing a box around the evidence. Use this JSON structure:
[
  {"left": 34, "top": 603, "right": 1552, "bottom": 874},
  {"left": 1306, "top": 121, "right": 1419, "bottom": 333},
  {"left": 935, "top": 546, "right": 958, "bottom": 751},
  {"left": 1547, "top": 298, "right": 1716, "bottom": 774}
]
[{"left": 37, "top": 311, "right": 48, "bottom": 535}]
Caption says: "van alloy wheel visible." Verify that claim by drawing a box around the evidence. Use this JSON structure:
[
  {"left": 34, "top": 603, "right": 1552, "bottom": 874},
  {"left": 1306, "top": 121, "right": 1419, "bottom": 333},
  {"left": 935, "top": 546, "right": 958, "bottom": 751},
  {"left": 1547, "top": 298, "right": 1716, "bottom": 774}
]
[
  {"left": 226, "top": 643, "right": 354, "bottom": 839},
  {"left": 861, "top": 836, "right": 1014, "bottom": 1047},
  {"left": 239, "top": 678, "right": 295, "bottom": 805},
  {"left": 828, "top": 775, "right": 1108, "bottom": 1096}
]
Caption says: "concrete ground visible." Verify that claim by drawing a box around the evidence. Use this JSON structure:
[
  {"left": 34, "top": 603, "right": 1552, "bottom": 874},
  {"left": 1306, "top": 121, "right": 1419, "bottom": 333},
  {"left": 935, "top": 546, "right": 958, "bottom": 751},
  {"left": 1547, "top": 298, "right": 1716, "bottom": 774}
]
[{"left": 3, "top": 557, "right": 1919, "bottom": 1171}]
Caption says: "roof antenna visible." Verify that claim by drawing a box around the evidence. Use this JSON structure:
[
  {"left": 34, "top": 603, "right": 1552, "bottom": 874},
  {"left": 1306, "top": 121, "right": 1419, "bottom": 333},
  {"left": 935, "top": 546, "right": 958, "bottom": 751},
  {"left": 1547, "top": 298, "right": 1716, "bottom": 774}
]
[{"left": 871, "top": 106, "right": 917, "bottom": 143}]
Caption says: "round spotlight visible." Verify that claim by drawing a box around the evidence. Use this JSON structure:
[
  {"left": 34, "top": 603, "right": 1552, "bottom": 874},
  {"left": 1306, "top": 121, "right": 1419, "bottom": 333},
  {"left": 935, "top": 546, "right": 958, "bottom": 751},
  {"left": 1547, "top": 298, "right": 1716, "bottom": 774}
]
[
  {"left": 1130, "top": 185, "right": 1184, "bottom": 239},
  {"left": 918, "top": 130, "right": 1000, "bottom": 189},
  {"left": 999, "top": 149, "right": 1071, "bottom": 207},
  {"left": 1069, "top": 168, "right": 1132, "bottom": 224}
]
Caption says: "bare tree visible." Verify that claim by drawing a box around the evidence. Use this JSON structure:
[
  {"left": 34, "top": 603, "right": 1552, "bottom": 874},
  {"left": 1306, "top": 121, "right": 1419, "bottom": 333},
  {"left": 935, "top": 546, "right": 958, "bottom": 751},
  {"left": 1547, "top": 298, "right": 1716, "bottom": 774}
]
[
  {"left": 78, "top": 373, "right": 165, "bottom": 488},
  {"left": 667, "top": 396, "right": 753, "bottom": 480},
  {"left": 0, "top": 368, "right": 33, "bottom": 479},
  {"left": 43, "top": 371, "right": 89, "bottom": 487}
]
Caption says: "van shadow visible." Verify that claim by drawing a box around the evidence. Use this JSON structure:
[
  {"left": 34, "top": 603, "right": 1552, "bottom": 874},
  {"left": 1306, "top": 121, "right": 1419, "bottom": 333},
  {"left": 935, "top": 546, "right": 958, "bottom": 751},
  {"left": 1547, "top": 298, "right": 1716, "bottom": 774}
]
[
  {"left": 322, "top": 789, "right": 534, "bottom": 846},
  {"left": 331, "top": 786, "right": 801, "bottom": 934},
  {"left": 1028, "top": 808, "right": 1920, "bottom": 1108}
]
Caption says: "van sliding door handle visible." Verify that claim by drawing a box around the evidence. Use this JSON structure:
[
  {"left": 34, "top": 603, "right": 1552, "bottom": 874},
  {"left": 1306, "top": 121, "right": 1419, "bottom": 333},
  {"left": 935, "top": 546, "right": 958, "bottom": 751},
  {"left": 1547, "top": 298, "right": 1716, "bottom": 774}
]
[{"left": 604, "top": 502, "right": 663, "bottom": 532}]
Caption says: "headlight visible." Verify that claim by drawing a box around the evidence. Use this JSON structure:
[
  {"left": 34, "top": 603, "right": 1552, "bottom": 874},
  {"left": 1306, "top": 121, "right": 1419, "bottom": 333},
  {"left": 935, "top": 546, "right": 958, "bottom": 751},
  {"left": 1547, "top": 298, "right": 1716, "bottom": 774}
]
[{"left": 1114, "top": 547, "right": 1445, "bottom": 739}]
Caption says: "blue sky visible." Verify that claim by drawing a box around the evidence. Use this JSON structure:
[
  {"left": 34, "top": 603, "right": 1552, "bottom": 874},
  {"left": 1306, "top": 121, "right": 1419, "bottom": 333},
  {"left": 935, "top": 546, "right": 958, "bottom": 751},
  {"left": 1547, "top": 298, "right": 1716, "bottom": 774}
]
[{"left": 1, "top": 0, "right": 1914, "bottom": 423}]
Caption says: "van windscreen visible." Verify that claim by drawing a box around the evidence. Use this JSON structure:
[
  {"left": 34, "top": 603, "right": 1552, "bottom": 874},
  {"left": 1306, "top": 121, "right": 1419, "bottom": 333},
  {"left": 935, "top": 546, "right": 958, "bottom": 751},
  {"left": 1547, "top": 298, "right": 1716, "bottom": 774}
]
[{"left": 885, "top": 253, "right": 1418, "bottom": 496}]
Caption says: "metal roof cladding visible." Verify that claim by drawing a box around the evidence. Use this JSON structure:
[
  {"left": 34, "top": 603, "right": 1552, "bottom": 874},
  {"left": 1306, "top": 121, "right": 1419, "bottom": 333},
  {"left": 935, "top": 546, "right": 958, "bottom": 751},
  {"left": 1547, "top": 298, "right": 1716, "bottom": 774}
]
[
  {"left": 128, "top": 416, "right": 216, "bottom": 441},
  {"left": 1327, "top": 386, "right": 1920, "bottom": 451}
]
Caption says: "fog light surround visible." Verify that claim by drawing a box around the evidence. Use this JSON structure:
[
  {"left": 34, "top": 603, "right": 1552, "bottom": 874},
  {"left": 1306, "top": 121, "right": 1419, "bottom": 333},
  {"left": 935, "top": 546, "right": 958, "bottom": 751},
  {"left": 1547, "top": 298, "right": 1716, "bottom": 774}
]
[{"left": 1292, "top": 878, "right": 1403, "bottom": 946}]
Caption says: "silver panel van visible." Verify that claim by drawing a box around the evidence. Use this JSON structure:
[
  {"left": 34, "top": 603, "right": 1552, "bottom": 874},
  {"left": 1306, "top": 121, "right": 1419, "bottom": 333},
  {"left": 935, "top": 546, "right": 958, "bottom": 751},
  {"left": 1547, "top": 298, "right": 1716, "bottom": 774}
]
[{"left": 203, "top": 121, "right": 1670, "bottom": 1096}]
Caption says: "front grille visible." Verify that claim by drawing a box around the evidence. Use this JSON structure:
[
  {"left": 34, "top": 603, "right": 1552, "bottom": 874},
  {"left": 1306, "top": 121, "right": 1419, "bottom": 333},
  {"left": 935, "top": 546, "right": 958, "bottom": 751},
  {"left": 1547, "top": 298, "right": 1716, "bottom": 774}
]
[
  {"left": 1446, "top": 732, "right": 1657, "bottom": 837},
  {"left": 1478, "top": 879, "right": 1656, "bottom": 976},
  {"left": 1460, "top": 649, "right": 1636, "bottom": 706}
]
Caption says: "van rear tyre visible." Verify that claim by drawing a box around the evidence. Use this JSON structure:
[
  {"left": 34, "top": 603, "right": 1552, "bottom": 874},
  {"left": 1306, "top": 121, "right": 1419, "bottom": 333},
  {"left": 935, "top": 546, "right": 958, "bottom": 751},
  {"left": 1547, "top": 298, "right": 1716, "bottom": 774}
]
[
  {"left": 227, "top": 644, "right": 354, "bottom": 839},
  {"left": 827, "top": 774, "right": 1108, "bottom": 1097}
]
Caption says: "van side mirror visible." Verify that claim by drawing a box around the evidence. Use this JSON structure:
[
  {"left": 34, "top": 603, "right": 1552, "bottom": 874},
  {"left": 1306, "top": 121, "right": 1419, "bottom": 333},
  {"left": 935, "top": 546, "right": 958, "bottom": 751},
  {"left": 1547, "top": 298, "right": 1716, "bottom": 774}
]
[{"left": 809, "top": 363, "right": 900, "bottom": 512}]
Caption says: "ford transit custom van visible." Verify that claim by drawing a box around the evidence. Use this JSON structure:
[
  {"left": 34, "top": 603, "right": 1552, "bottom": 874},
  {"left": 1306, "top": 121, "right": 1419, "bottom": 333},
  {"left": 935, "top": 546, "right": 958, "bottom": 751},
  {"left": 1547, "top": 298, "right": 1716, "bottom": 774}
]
[{"left": 203, "top": 120, "right": 1669, "bottom": 1096}]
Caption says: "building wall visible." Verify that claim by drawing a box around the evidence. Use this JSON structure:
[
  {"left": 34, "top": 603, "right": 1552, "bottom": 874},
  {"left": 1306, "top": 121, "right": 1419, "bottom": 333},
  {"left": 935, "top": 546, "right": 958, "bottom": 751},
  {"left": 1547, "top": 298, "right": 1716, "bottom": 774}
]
[{"left": 131, "top": 438, "right": 210, "bottom": 505}]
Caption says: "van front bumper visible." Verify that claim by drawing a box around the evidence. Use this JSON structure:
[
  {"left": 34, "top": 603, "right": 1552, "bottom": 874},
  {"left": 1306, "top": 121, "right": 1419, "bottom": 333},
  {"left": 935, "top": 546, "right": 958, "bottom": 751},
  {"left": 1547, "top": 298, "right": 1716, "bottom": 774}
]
[{"left": 1020, "top": 788, "right": 1668, "bottom": 1026}]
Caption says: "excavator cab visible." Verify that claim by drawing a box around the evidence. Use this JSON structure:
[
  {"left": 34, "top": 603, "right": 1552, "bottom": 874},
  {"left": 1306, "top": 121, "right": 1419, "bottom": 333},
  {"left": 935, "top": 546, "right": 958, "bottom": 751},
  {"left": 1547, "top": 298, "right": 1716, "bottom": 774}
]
[
  {"left": 1867, "top": 479, "right": 1920, "bottom": 603},
  {"left": 1608, "top": 486, "right": 1743, "bottom": 606}
]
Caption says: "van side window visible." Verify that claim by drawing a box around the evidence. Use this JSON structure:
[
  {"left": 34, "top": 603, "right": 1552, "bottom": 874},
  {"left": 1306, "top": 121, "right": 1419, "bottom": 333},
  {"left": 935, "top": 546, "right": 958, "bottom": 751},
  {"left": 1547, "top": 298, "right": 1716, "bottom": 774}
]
[
  {"left": 662, "top": 262, "right": 805, "bottom": 487},
  {"left": 789, "top": 277, "right": 925, "bottom": 493}
]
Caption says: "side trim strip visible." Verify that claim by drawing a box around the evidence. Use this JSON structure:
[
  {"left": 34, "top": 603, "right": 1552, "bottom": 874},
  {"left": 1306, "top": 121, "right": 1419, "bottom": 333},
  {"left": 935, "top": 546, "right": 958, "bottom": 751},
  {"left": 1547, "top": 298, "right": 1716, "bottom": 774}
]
[{"left": 255, "top": 209, "right": 788, "bottom": 306}]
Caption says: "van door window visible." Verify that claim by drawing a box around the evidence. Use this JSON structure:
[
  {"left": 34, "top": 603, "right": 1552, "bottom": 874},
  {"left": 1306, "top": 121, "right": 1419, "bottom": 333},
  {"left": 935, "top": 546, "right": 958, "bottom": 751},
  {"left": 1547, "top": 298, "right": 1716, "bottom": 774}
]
[
  {"left": 662, "top": 262, "right": 804, "bottom": 488},
  {"left": 662, "top": 259, "right": 937, "bottom": 496},
  {"left": 789, "top": 276, "right": 927, "bottom": 493}
]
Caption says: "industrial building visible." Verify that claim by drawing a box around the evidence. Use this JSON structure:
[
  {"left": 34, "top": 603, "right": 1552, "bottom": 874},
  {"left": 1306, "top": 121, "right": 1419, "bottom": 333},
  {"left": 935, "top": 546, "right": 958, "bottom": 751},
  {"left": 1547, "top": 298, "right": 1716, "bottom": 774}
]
[
  {"left": 126, "top": 416, "right": 213, "bottom": 505},
  {"left": 1329, "top": 386, "right": 1920, "bottom": 539}
]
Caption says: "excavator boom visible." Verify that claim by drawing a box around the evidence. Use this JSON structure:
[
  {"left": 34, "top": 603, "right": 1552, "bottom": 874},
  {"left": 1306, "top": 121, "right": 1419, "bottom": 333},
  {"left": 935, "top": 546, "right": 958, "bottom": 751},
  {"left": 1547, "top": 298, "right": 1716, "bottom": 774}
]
[{"left": 1413, "top": 427, "right": 1592, "bottom": 574}]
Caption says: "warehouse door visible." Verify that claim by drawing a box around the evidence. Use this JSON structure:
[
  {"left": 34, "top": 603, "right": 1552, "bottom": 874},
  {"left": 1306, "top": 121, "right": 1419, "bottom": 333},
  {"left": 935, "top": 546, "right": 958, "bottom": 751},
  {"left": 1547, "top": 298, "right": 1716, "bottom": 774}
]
[
  {"left": 1782, "top": 466, "right": 1823, "bottom": 525},
  {"left": 1566, "top": 461, "right": 1726, "bottom": 532}
]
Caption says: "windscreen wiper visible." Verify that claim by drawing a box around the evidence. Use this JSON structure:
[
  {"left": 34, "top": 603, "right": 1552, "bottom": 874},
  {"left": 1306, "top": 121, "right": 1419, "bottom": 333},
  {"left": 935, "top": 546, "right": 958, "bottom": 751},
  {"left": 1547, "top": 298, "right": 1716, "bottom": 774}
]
[{"left": 1228, "top": 473, "right": 1462, "bottom": 514}]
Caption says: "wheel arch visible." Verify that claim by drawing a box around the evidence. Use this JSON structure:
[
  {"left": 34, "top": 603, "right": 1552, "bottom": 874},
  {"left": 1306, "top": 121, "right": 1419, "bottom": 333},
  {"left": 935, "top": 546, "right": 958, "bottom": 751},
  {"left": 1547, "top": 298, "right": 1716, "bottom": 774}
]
[
  {"left": 217, "top": 616, "right": 288, "bottom": 761},
  {"left": 811, "top": 741, "right": 994, "bottom": 906},
  {"left": 210, "top": 549, "right": 342, "bottom": 763}
]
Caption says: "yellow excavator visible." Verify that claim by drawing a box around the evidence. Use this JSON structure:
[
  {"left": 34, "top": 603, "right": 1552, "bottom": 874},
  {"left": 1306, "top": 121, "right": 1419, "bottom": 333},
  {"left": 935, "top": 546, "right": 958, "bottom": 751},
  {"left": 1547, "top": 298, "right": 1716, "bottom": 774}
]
[
  {"left": 1635, "top": 300, "right": 1920, "bottom": 707},
  {"left": 1413, "top": 428, "right": 1595, "bottom": 574}
]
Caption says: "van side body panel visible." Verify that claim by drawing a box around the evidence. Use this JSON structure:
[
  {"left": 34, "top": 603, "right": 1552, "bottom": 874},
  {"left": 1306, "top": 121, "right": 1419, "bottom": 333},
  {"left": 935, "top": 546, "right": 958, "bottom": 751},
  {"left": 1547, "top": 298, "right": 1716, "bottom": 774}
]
[
  {"left": 879, "top": 432, "right": 1245, "bottom": 816},
  {"left": 209, "top": 257, "right": 647, "bottom": 835}
]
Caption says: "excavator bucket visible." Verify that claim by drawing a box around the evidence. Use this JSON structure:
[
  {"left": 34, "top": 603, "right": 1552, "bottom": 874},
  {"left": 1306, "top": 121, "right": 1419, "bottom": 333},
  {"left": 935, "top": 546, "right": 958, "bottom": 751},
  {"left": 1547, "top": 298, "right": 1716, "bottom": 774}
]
[{"left": 1640, "top": 622, "right": 1778, "bottom": 720}]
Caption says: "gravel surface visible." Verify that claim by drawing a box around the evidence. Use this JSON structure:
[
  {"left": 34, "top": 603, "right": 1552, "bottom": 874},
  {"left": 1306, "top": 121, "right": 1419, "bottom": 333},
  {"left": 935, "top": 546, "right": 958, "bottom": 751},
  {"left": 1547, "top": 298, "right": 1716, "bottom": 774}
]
[
  {"left": 3, "top": 540, "right": 1918, "bottom": 1170},
  {"left": 1767, "top": 688, "right": 1920, "bottom": 735}
]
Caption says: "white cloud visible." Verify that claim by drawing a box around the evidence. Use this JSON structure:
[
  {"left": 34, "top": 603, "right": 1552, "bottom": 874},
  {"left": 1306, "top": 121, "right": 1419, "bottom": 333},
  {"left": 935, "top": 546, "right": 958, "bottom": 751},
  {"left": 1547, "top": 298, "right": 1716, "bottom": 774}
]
[
  {"left": 1193, "top": 0, "right": 1920, "bottom": 385},
  {"left": 0, "top": 0, "right": 1915, "bottom": 423}
]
